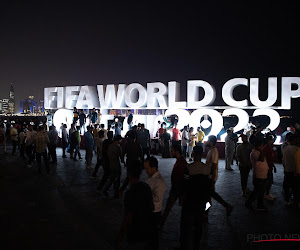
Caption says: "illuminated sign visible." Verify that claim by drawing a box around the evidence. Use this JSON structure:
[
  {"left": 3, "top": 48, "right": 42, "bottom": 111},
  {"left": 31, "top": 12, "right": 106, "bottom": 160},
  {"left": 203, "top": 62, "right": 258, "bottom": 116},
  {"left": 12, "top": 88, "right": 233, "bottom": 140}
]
[{"left": 45, "top": 77, "right": 300, "bottom": 139}]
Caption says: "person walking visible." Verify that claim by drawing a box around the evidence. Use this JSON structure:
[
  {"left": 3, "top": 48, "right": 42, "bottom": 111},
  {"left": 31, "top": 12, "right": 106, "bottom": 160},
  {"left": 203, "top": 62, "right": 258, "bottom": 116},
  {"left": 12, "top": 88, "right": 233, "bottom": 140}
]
[
  {"left": 144, "top": 156, "right": 166, "bottom": 250},
  {"left": 206, "top": 135, "right": 233, "bottom": 216},
  {"left": 101, "top": 135, "right": 123, "bottom": 199},
  {"left": 34, "top": 126, "right": 51, "bottom": 175},
  {"left": 47, "top": 125, "right": 58, "bottom": 163},
  {"left": 91, "top": 130, "right": 105, "bottom": 178},
  {"left": 225, "top": 128, "right": 235, "bottom": 170},
  {"left": 71, "top": 130, "right": 82, "bottom": 161},
  {"left": 79, "top": 110, "right": 86, "bottom": 134},
  {"left": 180, "top": 145, "right": 211, "bottom": 250},
  {"left": 115, "top": 167, "right": 155, "bottom": 249},
  {"left": 161, "top": 145, "right": 187, "bottom": 227},
  {"left": 84, "top": 126, "right": 94, "bottom": 170},
  {"left": 96, "top": 131, "right": 114, "bottom": 193}
]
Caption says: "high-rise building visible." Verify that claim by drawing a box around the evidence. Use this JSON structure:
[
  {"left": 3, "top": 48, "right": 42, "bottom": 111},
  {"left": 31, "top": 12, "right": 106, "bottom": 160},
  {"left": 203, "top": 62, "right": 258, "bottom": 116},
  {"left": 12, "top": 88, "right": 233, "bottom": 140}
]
[
  {"left": 2, "top": 99, "right": 9, "bottom": 113},
  {"left": 8, "top": 83, "right": 15, "bottom": 114}
]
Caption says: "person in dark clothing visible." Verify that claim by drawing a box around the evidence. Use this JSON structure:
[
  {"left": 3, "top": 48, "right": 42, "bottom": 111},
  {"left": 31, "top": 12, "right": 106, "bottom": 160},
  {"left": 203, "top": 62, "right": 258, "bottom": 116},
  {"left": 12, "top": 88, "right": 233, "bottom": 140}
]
[
  {"left": 119, "top": 133, "right": 143, "bottom": 196},
  {"left": 181, "top": 145, "right": 211, "bottom": 250},
  {"left": 161, "top": 128, "right": 171, "bottom": 158},
  {"left": 115, "top": 167, "right": 155, "bottom": 250},
  {"left": 73, "top": 107, "right": 79, "bottom": 125},
  {"left": 79, "top": 110, "right": 86, "bottom": 134},
  {"left": 127, "top": 110, "right": 133, "bottom": 130},
  {"left": 161, "top": 145, "right": 187, "bottom": 227},
  {"left": 91, "top": 130, "right": 105, "bottom": 178},
  {"left": 96, "top": 131, "right": 113, "bottom": 194}
]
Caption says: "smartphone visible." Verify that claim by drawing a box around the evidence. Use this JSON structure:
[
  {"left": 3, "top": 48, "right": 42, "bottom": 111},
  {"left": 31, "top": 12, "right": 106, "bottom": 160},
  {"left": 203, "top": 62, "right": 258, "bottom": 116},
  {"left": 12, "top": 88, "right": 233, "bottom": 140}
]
[{"left": 205, "top": 202, "right": 211, "bottom": 211}]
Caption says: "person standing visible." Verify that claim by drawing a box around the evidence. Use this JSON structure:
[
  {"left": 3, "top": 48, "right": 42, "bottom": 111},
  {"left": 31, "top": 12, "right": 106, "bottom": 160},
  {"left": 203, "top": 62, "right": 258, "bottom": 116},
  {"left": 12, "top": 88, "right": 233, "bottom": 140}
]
[
  {"left": 161, "top": 128, "right": 171, "bottom": 158},
  {"left": 100, "top": 124, "right": 108, "bottom": 140},
  {"left": 127, "top": 110, "right": 133, "bottom": 130},
  {"left": 263, "top": 135, "right": 277, "bottom": 200},
  {"left": 73, "top": 107, "right": 79, "bottom": 125},
  {"left": 181, "top": 126, "right": 189, "bottom": 159},
  {"left": 68, "top": 123, "right": 76, "bottom": 159},
  {"left": 144, "top": 156, "right": 166, "bottom": 250},
  {"left": 119, "top": 133, "right": 143, "bottom": 194},
  {"left": 47, "top": 125, "right": 58, "bottom": 164},
  {"left": 225, "top": 129, "right": 235, "bottom": 170},
  {"left": 91, "top": 108, "right": 98, "bottom": 125},
  {"left": 84, "top": 126, "right": 94, "bottom": 170},
  {"left": 171, "top": 123, "right": 181, "bottom": 147},
  {"left": 161, "top": 145, "right": 187, "bottom": 227},
  {"left": 79, "top": 110, "right": 86, "bottom": 134},
  {"left": 61, "top": 124, "right": 68, "bottom": 158},
  {"left": 97, "top": 110, "right": 102, "bottom": 125},
  {"left": 137, "top": 123, "right": 151, "bottom": 165},
  {"left": 206, "top": 135, "right": 233, "bottom": 216},
  {"left": 188, "top": 127, "right": 196, "bottom": 162},
  {"left": 245, "top": 139, "right": 269, "bottom": 211},
  {"left": 196, "top": 126, "right": 205, "bottom": 150},
  {"left": 282, "top": 134, "right": 297, "bottom": 206},
  {"left": 0, "top": 123, "right": 7, "bottom": 154},
  {"left": 19, "top": 127, "right": 26, "bottom": 159},
  {"left": 115, "top": 167, "right": 155, "bottom": 249},
  {"left": 10, "top": 123, "right": 18, "bottom": 155},
  {"left": 112, "top": 118, "right": 122, "bottom": 137},
  {"left": 25, "top": 124, "right": 36, "bottom": 168},
  {"left": 236, "top": 134, "right": 253, "bottom": 197},
  {"left": 34, "top": 126, "right": 51, "bottom": 175},
  {"left": 71, "top": 130, "right": 82, "bottom": 161}
]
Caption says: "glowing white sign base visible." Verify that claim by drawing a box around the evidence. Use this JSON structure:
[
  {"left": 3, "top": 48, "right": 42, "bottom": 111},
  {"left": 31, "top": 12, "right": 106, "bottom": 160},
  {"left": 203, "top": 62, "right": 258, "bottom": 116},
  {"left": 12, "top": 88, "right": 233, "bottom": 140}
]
[{"left": 53, "top": 108, "right": 281, "bottom": 144}]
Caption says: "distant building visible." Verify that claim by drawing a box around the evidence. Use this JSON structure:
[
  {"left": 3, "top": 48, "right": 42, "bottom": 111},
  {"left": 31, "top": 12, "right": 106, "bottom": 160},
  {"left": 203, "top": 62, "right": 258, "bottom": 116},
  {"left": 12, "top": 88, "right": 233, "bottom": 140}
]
[
  {"left": 19, "top": 96, "right": 44, "bottom": 114},
  {"left": 8, "top": 83, "right": 15, "bottom": 114},
  {"left": 2, "top": 99, "right": 9, "bottom": 113}
]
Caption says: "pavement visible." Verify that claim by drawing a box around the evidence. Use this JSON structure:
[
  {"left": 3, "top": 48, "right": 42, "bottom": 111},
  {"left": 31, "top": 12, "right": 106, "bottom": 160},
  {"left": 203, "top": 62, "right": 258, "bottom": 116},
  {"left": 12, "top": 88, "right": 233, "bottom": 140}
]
[{"left": 1, "top": 146, "right": 300, "bottom": 250}]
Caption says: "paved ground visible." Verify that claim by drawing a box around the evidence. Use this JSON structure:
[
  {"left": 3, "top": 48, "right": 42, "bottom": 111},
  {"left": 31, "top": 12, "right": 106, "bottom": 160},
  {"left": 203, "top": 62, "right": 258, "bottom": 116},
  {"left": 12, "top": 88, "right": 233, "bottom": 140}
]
[{"left": 1, "top": 146, "right": 300, "bottom": 249}]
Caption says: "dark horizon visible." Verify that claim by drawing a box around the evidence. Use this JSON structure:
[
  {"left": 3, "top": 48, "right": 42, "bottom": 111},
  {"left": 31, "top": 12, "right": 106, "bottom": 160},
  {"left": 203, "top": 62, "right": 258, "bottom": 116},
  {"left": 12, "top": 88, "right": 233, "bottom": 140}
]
[{"left": 1, "top": 2, "right": 299, "bottom": 118}]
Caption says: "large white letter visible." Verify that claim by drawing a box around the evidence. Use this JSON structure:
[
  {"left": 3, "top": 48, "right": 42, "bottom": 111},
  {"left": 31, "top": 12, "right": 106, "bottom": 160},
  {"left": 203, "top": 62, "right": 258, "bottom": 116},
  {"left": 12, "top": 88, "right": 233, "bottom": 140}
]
[
  {"left": 65, "top": 86, "right": 80, "bottom": 109},
  {"left": 44, "top": 87, "right": 64, "bottom": 109},
  {"left": 76, "top": 86, "right": 100, "bottom": 109},
  {"left": 252, "top": 109, "right": 280, "bottom": 131},
  {"left": 222, "top": 78, "right": 248, "bottom": 107},
  {"left": 281, "top": 77, "right": 300, "bottom": 109},
  {"left": 168, "top": 81, "right": 186, "bottom": 108},
  {"left": 187, "top": 80, "right": 216, "bottom": 108},
  {"left": 222, "top": 108, "right": 249, "bottom": 132},
  {"left": 250, "top": 78, "right": 277, "bottom": 108},
  {"left": 97, "top": 84, "right": 126, "bottom": 109},
  {"left": 147, "top": 82, "right": 168, "bottom": 108},
  {"left": 164, "top": 109, "right": 190, "bottom": 131},
  {"left": 125, "top": 83, "right": 147, "bottom": 108},
  {"left": 189, "top": 109, "right": 223, "bottom": 136}
]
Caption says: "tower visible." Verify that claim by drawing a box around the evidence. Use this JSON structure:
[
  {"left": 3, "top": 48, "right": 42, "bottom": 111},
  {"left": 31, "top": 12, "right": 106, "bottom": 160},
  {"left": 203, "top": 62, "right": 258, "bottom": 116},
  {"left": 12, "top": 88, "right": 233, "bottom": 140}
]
[{"left": 8, "top": 83, "right": 15, "bottom": 114}]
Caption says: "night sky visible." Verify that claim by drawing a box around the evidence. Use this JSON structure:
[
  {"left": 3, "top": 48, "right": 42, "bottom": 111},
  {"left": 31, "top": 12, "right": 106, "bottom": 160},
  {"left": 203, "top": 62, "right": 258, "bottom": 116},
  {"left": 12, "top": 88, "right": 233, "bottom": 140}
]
[{"left": 0, "top": 2, "right": 299, "bottom": 117}]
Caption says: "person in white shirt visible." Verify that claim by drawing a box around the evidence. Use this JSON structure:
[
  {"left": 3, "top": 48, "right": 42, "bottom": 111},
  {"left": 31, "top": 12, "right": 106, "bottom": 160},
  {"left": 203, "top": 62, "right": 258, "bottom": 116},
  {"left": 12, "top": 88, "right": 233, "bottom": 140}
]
[
  {"left": 144, "top": 156, "right": 166, "bottom": 250},
  {"left": 181, "top": 126, "right": 189, "bottom": 159}
]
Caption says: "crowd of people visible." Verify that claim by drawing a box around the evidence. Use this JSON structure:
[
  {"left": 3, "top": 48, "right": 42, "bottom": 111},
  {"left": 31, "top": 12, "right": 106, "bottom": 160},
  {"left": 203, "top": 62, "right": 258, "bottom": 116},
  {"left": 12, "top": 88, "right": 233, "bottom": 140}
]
[{"left": 1, "top": 112, "right": 300, "bottom": 249}]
